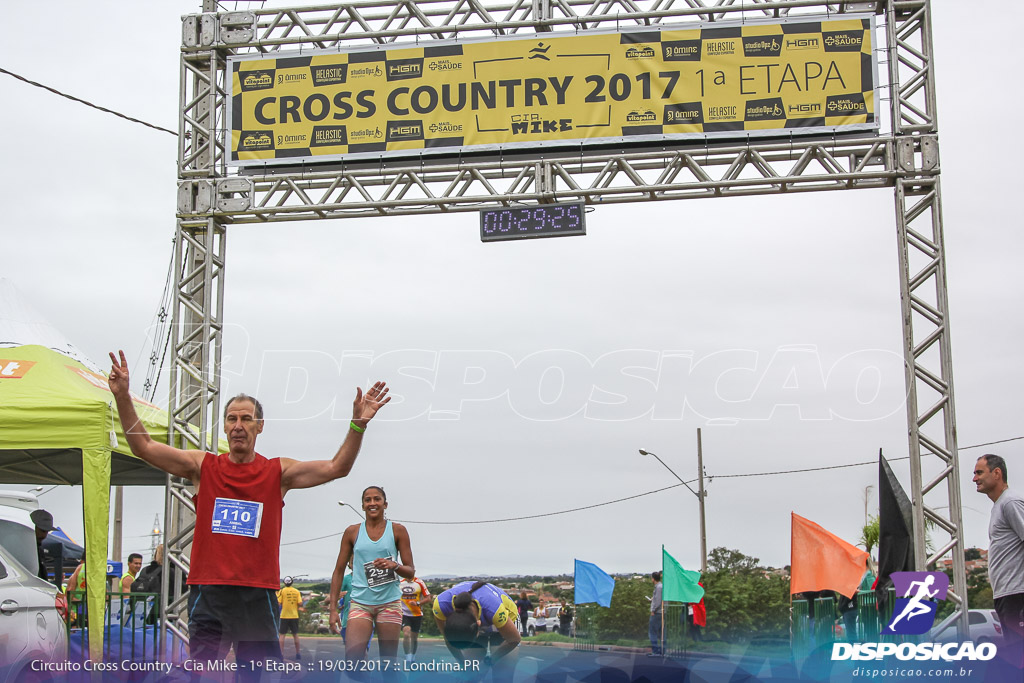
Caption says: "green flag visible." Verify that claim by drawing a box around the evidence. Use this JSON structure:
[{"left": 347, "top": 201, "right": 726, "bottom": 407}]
[{"left": 662, "top": 548, "right": 705, "bottom": 603}]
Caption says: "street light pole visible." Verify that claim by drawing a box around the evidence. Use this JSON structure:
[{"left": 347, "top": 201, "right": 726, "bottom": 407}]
[
  {"left": 696, "top": 429, "right": 707, "bottom": 575},
  {"left": 863, "top": 485, "right": 874, "bottom": 526},
  {"left": 338, "top": 501, "right": 365, "bottom": 519},
  {"left": 639, "top": 433, "right": 708, "bottom": 575}
]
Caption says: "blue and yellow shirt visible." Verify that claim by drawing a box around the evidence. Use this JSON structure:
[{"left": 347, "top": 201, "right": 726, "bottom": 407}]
[{"left": 432, "top": 581, "right": 518, "bottom": 629}]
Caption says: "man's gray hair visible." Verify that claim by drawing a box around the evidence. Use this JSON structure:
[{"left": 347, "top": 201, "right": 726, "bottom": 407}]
[{"left": 224, "top": 394, "right": 264, "bottom": 421}]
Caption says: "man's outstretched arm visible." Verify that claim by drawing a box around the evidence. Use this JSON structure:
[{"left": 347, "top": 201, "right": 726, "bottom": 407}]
[
  {"left": 108, "top": 350, "right": 205, "bottom": 481},
  {"left": 280, "top": 381, "right": 390, "bottom": 492}
]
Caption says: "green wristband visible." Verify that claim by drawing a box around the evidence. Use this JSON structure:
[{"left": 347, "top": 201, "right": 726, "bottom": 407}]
[{"left": 350, "top": 421, "right": 365, "bottom": 433}]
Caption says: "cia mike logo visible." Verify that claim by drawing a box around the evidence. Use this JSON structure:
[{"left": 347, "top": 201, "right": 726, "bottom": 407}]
[{"left": 882, "top": 571, "right": 949, "bottom": 635}]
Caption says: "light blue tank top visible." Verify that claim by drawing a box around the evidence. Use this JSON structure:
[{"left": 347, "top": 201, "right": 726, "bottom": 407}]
[{"left": 350, "top": 520, "right": 400, "bottom": 605}]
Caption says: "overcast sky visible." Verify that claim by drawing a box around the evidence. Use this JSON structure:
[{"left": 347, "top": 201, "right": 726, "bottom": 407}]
[{"left": 2, "top": 1, "right": 1021, "bottom": 581}]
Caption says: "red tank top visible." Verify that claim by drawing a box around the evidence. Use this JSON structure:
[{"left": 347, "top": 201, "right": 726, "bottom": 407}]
[{"left": 188, "top": 452, "right": 283, "bottom": 589}]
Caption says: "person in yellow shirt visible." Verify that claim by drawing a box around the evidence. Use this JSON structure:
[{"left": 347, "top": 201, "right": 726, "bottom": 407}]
[
  {"left": 277, "top": 577, "right": 304, "bottom": 659},
  {"left": 120, "top": 553, "right": 143, "bottom": 593}
]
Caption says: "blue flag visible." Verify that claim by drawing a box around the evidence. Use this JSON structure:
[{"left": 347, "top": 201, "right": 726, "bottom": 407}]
[{"left": 574, "top": 559, "right": 615, "bottom": 607}]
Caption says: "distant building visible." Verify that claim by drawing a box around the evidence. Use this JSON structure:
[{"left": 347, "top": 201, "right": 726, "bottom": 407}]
[{"left": 940, "top": 548, "right": 987, "bottom": 572}]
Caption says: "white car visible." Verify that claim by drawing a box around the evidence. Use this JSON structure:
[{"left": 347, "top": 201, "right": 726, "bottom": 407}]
[
  {"left": 526, "top": 604, "right": 573, "bottom": 636},
  {"left": 0, "top": 491, "right": 41, "bottom": 575},
  {"left": 928, "top": 609, "right": 1003, "bottom": 644},
  {"left": 309, "top": 612, "right": 330, "bottom": 634},
  {"left": 0, "top": 542, "right": 69, "bottom": 683}
]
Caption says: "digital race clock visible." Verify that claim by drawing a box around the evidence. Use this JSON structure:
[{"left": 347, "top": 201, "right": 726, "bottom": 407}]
[{"left": 479, "top": 202, "right": 586, "bottom": 243}]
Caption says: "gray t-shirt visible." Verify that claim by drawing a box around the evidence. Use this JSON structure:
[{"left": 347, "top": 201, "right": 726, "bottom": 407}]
[
  {"left": 988, "top": 487, "right": 1024, "bottom": 599},
  {"left": 651, "top": 582, "right": 663, "bottom": 615}
]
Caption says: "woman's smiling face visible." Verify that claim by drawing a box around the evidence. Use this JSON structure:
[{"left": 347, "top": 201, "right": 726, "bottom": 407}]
[{"left": 362, "top": 487, "right": 387, "bottom": 518}]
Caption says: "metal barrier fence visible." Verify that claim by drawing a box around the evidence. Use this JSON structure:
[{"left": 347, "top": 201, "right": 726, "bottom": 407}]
[
  {"left": 571, "top": 603, "right": 700, "bottom": 654},
  {"left": 792, "top": 590, "right": 898, "bottom": 657},
  {"left": 572, "top": 590, "right": 898, "bottom": 656},
  {"left": 664, "top": 603, "right": 700, "bottom": 657},
  {"left": 572, "top": 604, "right": 598, "bottom": 652},
  {"left": 67, "top": 590, "right": 186, "bottom": 662}
]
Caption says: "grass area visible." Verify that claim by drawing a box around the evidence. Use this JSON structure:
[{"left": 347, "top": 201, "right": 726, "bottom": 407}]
[
  {"left": 525, "top": 632, "right": 574, "bottom": 644},
  {"left": 576, "top": 636, "right": 793, "bottom": 658},
  {"left": 296, "top": 631, "right": 793, "bottom": 659}
]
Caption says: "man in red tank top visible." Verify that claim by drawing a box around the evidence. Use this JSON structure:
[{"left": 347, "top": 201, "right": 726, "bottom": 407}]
[{"left": 107, "top": 350, "right": 390, "bottom": 674}]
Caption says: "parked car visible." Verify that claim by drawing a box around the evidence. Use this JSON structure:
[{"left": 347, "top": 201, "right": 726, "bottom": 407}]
[
  {"left": 309, "top": 612, "right": 330, "bottom": 634},
  {"left": 527, "top": 604, "right": 573, "bottom": 636},
  {"left": 0, "top": 491, "right": 76, "bottom": 585},
  {"left": 0, "top": 541, "right": 69, "bottom": 683},
  {"left": 928, "top": 609, "right": 1003, "bottom": 644},
  {"left": 0, "top": 491, "right": 41, "bottom": 576}
]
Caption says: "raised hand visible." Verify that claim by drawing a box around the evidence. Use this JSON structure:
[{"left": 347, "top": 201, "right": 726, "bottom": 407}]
[
  {"left": 352, "top": 381, "right": 391, "bottom": 424},
  {"left": 108, "top": 350, "right": 131, "bottom": 398}
]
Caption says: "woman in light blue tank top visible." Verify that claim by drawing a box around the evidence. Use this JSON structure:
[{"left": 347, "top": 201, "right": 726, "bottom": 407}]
[{"left": 329, "top": 486, "right": 416, "bottom": 663}]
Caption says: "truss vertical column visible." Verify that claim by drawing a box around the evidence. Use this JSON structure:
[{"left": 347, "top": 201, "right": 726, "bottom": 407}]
[
  {"left": 888, "top": 0, "right": 967, "bottom": 635},
  {"left": 165, "top": 0, "right": 230, "bottom": 651},
  {"left": 532, "top": 0, "right": 552, "bottom": 32},
  {"left": 163, "top": 215, "right": 226, "bottom": 649}
]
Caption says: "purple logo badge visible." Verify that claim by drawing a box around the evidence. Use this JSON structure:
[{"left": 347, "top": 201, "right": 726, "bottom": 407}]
[{"left": 882, "top": 571, "right": 949, "bottom": 635}]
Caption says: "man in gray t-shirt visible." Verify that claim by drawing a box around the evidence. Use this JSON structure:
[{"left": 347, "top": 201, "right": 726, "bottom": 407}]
[
  {"left": 648, "top": 571, "right": 663, "bottom": 657},
  {"left": 974, "top": 454, "right": 1024, "bottom": 668}
]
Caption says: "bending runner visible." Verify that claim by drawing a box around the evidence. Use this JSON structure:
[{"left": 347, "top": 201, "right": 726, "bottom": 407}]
[
  {"left": 399, "top": 576, "right": 432, "bottom": 663},
  {"left": 432, "top": 580, "right": 522, "bottom": 669},
  {"left": 329, "top": 486, "right": 415, "bottom": 663}
]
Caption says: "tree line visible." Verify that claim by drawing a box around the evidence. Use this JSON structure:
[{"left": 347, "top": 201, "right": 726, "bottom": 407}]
[{"left": 295, "top": 544, "right": 992, "bottom": 643}]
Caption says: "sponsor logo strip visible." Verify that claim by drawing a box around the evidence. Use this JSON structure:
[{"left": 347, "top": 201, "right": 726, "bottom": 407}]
[{"left": 228, "top": 15, "right": 877, "bottom": 165}]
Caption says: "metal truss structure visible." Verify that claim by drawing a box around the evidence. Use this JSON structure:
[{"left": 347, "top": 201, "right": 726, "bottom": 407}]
[{"left": 165, "top": 0, "right": 968, "bottom": 645}]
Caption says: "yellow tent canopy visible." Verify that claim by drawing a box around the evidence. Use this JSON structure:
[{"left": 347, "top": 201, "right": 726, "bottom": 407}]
[{"left": 0, "top": 344, "right": 211, "bottom": 659}]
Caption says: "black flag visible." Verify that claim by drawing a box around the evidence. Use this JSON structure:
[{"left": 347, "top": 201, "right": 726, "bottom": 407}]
[{"left": 875, "top": 450, "right": 915, "bottom": 611}]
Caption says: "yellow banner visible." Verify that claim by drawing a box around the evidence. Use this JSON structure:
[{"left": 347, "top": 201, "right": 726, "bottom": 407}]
[{"left": 228, "top": 15, "right": 876, "bottom": 166}]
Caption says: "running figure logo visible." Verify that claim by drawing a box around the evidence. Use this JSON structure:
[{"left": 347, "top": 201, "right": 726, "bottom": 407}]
[{"left": 882, "top": 571, "right": 949, "bottom": 635}]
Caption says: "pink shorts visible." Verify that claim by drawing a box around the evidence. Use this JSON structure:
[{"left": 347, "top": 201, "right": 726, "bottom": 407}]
[{"left": 349, "top": 600, "right": 403, "bottom": 625}]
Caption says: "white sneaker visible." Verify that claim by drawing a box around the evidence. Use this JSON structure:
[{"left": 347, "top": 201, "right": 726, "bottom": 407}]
[{"left": 405, "top": 654, "right": 414, "bottom": 663}]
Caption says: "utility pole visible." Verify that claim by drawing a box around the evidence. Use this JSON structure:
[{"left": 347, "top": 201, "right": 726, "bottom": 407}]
[
  {"left": 150, "top": 514, "right": 162, "bottom": 555},
  {"left": 863, "top": 485, "right": 874, "bottom": 526},
  {"left": 696, "top": 429, "right": 707, "bottom": 575},
  {"left": 112, "top": 486, "right": 123, "bottom": 564}
]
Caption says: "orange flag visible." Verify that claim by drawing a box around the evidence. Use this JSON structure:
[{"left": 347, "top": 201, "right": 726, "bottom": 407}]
[{"left": 790, "top": 512, "right": 869, "bottom": 598}]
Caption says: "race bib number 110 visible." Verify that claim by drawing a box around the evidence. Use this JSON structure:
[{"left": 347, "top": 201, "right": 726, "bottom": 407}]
[{"left": 211, "top": 497, "right": 264, "bottom": 538}]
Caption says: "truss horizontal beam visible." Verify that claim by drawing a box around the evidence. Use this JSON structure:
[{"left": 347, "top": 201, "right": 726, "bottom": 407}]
[
  {"left": 176, "top": 136, "right": 903, "bottom": 221},
  {"left": 191, "top": 0, "right": 882, "bottom": 52}
]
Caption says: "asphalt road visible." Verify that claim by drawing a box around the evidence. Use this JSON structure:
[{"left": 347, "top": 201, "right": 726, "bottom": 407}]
[{"left": 283, "top": 635, "right": 787, "bottom": 682}]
